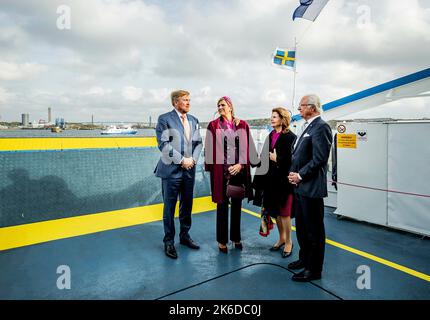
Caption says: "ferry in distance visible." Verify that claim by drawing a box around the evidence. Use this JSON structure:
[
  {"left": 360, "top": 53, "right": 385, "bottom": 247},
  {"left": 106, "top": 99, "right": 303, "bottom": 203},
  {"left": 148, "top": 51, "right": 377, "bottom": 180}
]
[{"left": 101, "top": 125, "right": 138, "bottom": 135}]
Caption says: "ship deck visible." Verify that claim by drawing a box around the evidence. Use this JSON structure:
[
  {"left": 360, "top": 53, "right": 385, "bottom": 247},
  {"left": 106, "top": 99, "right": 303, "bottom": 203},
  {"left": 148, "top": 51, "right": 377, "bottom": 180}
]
[
  {"left": 0, "top": 136, "right": 429, "bottom": 302},
  {"left": 1, "top": 202, "right": 429, "bottom": 300}
]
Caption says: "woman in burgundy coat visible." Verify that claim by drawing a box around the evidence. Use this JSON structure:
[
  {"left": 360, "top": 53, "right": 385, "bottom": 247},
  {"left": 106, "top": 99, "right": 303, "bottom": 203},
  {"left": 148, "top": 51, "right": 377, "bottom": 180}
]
[{"left": 204, "top": 96, "right": 255, "bottom": 253}]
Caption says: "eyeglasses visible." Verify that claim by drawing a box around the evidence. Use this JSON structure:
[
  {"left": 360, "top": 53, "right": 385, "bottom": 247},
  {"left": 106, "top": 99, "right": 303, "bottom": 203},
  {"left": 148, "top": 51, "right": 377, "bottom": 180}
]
[{"left": 298, "top": 103, "right": 314, "bottom": 109}]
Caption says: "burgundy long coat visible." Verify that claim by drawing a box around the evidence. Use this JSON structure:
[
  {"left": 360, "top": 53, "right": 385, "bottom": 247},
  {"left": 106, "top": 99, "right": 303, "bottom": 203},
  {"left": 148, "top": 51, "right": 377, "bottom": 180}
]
[{"left": 204, "top": 117, "right": 255, "bottom": 204}]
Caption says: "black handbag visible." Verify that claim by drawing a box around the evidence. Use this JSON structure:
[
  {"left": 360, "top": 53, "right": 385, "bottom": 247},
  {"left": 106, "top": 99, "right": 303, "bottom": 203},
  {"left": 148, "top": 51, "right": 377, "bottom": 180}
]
[
  {"left": 225, "top": 168, "right": 246, "bottom": 199},
  {"left": 226, "top": 182, "right": 245, "bottom": 199}
]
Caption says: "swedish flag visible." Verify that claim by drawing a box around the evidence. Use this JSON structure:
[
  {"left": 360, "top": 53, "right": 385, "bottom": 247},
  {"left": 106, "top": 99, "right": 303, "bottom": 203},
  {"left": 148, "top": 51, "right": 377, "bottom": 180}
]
[{"left": 272, "top": 49, "right": 296, "bottom": 70}]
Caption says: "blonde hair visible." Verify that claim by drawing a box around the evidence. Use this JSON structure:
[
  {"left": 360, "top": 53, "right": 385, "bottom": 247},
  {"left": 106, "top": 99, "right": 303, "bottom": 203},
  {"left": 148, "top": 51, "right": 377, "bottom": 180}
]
[
  {"left": 171, "top": 90, "right": 190, "bottom": 106},
  {"left": 272, "top": 107, "right": 291, "bottom": 133},
  {"left": 217, "top": 96, "right": 235, "bottom": 118}
]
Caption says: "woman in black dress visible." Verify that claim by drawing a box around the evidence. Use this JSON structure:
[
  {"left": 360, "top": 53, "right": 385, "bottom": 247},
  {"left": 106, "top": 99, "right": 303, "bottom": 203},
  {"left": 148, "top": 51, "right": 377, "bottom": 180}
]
[{"left": 254, "top": 107, "right": 296, "bottom": 258}]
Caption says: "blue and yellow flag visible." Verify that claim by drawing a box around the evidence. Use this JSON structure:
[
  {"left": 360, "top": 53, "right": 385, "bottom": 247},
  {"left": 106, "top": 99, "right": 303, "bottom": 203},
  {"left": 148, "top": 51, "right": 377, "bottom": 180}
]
[{"left": 272, "top": 48, "right": 296, "bottom": 70}]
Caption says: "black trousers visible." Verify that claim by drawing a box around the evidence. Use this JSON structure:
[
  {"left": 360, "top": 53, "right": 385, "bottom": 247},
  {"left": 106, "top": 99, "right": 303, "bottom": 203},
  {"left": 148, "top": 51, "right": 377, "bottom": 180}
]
[
  {"left": 216, "top": 175, "right": 242, "bottom": 244},
  {"left": 295, "top": 194, "right": 325, "bottom": 273},
  {"left": 217, "top": 198, "right": 242, "bottom": 245},
  {"left": 161, "top": 174, "right": 194, "bottom": 245}
]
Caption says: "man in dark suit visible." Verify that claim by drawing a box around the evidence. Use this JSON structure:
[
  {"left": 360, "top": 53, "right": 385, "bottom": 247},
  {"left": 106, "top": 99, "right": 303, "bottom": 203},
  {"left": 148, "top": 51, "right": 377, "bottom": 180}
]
[
  {"left": 154, "top": 90, "right": 203, "bottom": 259},
  {"left": 288, "top": 94, "right": 333, "bottom": 281}
]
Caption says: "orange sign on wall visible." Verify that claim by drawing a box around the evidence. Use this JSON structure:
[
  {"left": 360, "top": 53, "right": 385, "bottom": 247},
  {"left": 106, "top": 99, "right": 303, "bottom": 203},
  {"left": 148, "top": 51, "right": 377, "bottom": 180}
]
[{"left": 337, "top": 134, "right": 357, "bottom": 149}]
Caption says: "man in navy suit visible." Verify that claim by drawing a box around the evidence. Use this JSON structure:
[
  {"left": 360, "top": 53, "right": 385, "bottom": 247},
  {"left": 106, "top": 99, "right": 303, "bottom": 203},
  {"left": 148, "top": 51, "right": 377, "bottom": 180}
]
[
  {"left": 288, "top": 94, "right": 333, "bottom": 281},
  {"left": 154, "top": 90, "right": 203, "bottom": 259}
]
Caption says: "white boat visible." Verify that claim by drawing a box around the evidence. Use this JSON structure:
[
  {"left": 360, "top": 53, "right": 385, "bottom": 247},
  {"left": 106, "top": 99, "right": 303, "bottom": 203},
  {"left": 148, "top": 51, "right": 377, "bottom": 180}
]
[{"left": 101, "top": 125, "right": 138, "bottom": 135}]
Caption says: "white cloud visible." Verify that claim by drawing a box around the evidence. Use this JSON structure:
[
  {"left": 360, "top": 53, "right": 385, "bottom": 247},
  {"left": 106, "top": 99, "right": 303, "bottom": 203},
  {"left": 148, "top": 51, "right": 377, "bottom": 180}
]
[
  {"left": 85, "top": 86, "right": 111, "bottom": 97},
  {"left": 200, "top": 86, "right": 211, "bottom": 96},
  {"left": 0, "top": 25, "right": 28, "bottom": 56},
  {"left": 263, "top": 89, "right": 288, "bottom": 104},
  {"left": 0, "top": 87, "right": 15, "bottom": 104},
  {"left": 0, "top": 61, "right": 46, "bottom": 80},
  {"left": 148, "top": 88, "right": 170, "bottom": 103},
  {"left": 122, "top": 86, "right": 143, "bottom": 101}
]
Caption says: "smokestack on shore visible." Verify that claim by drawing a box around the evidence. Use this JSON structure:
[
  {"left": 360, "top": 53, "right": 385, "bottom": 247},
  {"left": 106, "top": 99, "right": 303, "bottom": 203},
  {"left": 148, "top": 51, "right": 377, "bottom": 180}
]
[{"left": 22, "top": 113, "right": 29, "bottom": 126}]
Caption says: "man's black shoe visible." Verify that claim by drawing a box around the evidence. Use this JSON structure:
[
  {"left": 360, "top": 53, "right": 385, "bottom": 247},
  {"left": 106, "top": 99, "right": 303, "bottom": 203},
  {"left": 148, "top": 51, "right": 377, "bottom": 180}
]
[
  {"left": 164, "top": 244, "right": 178, "bottom": 259},
  {"left": 288, "top": 260, "right": 305, "bottom": 270},
  {"left": 180, "top": 238, "right": 200, "bottom": 249},
  {"left": 291, "top": 269, "right": 321, "bottom": 282}
]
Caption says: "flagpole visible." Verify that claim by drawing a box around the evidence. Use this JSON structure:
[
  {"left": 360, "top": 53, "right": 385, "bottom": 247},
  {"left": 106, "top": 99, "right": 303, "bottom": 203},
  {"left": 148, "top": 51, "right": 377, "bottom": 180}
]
[
  {"left": 289, "top": 0, "right": 328, "bottom": 124},
  {"left": 292, "top": 37, "right": 298, "bottom": 118},
  {"left": 292, "top": 21, "right": 312, "bottom": 123}
]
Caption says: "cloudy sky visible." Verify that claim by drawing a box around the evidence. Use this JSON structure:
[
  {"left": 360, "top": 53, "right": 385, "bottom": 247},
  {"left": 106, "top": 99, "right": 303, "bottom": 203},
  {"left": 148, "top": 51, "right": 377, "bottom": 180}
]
[{"left": 0, "top": 0, "right": 429, "bottom": 123}]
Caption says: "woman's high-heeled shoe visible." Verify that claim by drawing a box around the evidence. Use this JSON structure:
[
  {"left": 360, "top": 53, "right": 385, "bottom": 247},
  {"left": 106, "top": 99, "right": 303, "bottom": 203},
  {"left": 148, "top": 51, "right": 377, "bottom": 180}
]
[
  {"left": 218, "top": 244, "right": 228, "bottom": 254},
  {"left": 269, "top": 242, "right": 285, "bottom": 251},
  {"left": 282, "top": 243, "right": 293, "bottom": 258}
]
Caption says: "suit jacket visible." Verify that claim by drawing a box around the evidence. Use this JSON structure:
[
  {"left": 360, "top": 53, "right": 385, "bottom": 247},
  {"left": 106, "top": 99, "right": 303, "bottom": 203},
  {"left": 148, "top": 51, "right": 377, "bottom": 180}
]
[
  {"left": 291, "top": 116, "right": 333, "bottom": 198},
  {"left": 154, "top": 109, "right": 202, "bottom": 179}
]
